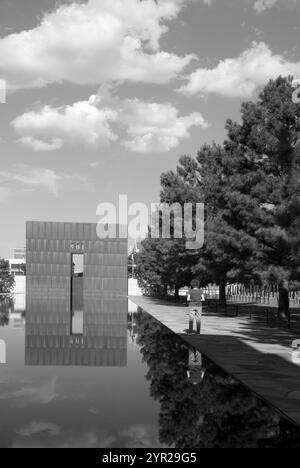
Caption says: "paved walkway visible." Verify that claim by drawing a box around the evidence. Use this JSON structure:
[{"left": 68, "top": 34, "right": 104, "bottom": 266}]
[{"left": 129, "top": 296, "right": 300, "bottom": 427}]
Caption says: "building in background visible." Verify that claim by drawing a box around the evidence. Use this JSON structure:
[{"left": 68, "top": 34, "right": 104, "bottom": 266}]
[
  {"left": 12, "top": 247, "right": 26, "bottom": 260},
  {"left": 7, "top": 247, "right": 26, "bottom": 295}
]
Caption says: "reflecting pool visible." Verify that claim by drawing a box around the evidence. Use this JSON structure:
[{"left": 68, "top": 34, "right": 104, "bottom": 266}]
[{"left": 0, "top": 296, "right": 300, "bottom": 448}]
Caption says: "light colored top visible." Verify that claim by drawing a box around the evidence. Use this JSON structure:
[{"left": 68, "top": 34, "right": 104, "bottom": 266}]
[{"left": 187, "top": 288, "right": 205, "bottom": 303}]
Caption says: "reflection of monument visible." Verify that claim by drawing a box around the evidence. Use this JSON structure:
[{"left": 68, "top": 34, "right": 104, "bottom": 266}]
[
  {"left": 25, "top": 221, "right": 128, "bottom": 366},
  {"left": 25, "top": 296, "right": 128, "bottom": 366}
]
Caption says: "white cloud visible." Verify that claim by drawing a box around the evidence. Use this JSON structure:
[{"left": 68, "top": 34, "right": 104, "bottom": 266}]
[
  {"left": 0, "top": 377, "right": 59, "bottom": 406},
  {"left": 0, "top": 166, "right": 86, "bottom": 197},
  {"left": 200, "top": 0, "right": 299, "bottom": 12},
  {"left": 12, "top": 91, "right": 208, "bottom": 153},
  {"left": 12, "top": 431, "right": 116, "bottom": 449},
  {"left": 0, "top": 0, "right": 194, "bottom": 90},
  {"left": 253, "top": 0, "right": 279, "bottom": 11},
  {"left": 89, "top": 161, "right": 101, "bottom": 168},
  {"left": 118, "top": 99, "right": 208, "bottom": 152},
  {"left": 18, "top": 136, "right": 63, "bottom": 152},
  {"left": 179, "top": 42, "right": 300, "bottom": 98},
  {"left": 120, "top": 425, "right": 166, "bottom": 448},
  {"left": 12, "top": 96, "right": 118, "bottom": 151},
  {"left": 16, "top": 422, "right": 61, "bottom": 438},
  {"left": 253, "top": 0, "right": 300, "bottom": 12}
]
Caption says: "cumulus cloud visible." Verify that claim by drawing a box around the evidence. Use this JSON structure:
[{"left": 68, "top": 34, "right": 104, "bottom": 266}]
[
  {"left": 12, "top": 430, "right": 116, "bottom": 449},
  {"left": 179, "top": 42, "right": 300, "bottom": 98},
  {"left": 118, "top": 99, "right": 208, "bottom": 152},
  {"left": 0, "top": 166, "right": 87, "bottom": 197},
  {"left": 16, "top": 422, "right": 61, "bottom": 438},
  {"left": 89, "top": 162, "right": 101, "bottom": 168},
  {"left": 18, "top": 136, "right": 63, "bottom": 152},
  {"left": 253, "top": 0, "right": 300, "bottom": 12},
  {"left": 201, "top": 0, "right": 299, "bottom": 12},
  {"left": 12, "top": 96, "right": 118, "bottom": 151},
  {"left": 253, "top": 0, "right": 279, "bottom": 11},
  {"left": 120, "top": 425, "right": 166, "bottom": 448},
  {"left": 0, "top": 0, "right": 194, "bottom": 90},
  {"left": 12, "top": 91, "right": 208, "bottom": 153},
  {"left": 0, "top": 377, "right": 59, "bottom": 406}
]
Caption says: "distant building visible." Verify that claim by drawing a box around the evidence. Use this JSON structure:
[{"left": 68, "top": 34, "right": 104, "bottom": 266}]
[
  {"left": 9, "top": 310, "right": 25, "bottom": 330},
  {"left": 13, "top": 247, "right": 26, "bottom": 260},
  {"left": 8, "top": 258, "right": 26, "bottom": 277},
  {"left": 7, "top": 247, "right": 26, "bottom": 294}
]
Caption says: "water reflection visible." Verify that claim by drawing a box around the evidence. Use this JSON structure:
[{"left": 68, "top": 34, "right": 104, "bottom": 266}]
[
  {"left": 187, "top": 350, "right": 205, "bottom": 384},
  {"left": 134, "top": 307, "right": 300, "bottom": 448},
  {"left": 25, "top": 294, "right": 127, "bottom": 367},
  {"left": 1, "top": 295, "right": 300, "bottom": 447},
  {"left": 0, "top": 297, "right": 11, "bottom": 327},
  {"left": 0, "top": 297, "right": 163, "bottom": 448}
]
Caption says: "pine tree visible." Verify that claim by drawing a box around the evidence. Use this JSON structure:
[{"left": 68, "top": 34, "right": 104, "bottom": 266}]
[
  {"left": 135, "top": 236, "right": 197, "bottom": 298},
  {"left": 225, "top": 76, "right": 300, "bottom": 318},
  {"left": 160, "top": 145, "right": 259, "bottom": 306}
]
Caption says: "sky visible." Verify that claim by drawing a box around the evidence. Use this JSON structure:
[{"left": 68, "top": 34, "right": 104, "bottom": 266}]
[{"left": 0, "top": 0, "right": 300, "bottom": 257}]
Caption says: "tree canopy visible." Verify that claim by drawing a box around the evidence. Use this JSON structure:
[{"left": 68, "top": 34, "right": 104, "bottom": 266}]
[{"left": 135, "top": 76, "right": 300, "bottom": 315}]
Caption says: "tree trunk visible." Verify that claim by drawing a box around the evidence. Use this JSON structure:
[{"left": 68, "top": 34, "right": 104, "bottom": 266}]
[
  {"left": 164, "top": 284, "right": 168, "bottom": 296},
  {"left": 219, "top": 281, "right": 227, "bottom": 308},
  {"left": 175, "top": 286, "right": 180, "bottom": 301},
  {"left": 278, "top": 281, "right": 289, "bottom": 320}
]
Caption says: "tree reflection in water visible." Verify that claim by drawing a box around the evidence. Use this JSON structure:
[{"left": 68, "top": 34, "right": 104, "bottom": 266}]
[
  {"left": 134, "top": 308, "right": 300, "bottom": 448},
  {"left": 0, "top": 296, "right": 13, "bottom": 327}
]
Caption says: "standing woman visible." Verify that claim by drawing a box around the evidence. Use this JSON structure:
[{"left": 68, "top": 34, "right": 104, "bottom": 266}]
[{"left": 187, "top": 279, "right": 205, "bottom": 335}]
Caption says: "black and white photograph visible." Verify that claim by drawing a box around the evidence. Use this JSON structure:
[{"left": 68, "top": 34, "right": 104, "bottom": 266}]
[{"left": 1, "top": 0, "right": 300, "bottom": 452}]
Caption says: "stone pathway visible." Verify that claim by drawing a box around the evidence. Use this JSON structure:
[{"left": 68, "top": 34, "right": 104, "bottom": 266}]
[{"left": 129, "top": 296, "right": 300, "bottom": 426}]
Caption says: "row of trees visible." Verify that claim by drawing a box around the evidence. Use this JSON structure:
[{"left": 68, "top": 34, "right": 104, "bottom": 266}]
[{"left": 135, "top": 76, "right": 300, "bottom": 318}]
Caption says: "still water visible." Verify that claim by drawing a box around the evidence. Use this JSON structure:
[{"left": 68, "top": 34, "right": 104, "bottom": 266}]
[{"left": 1, "top": 296, "right": 300, "bottom": 448}]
